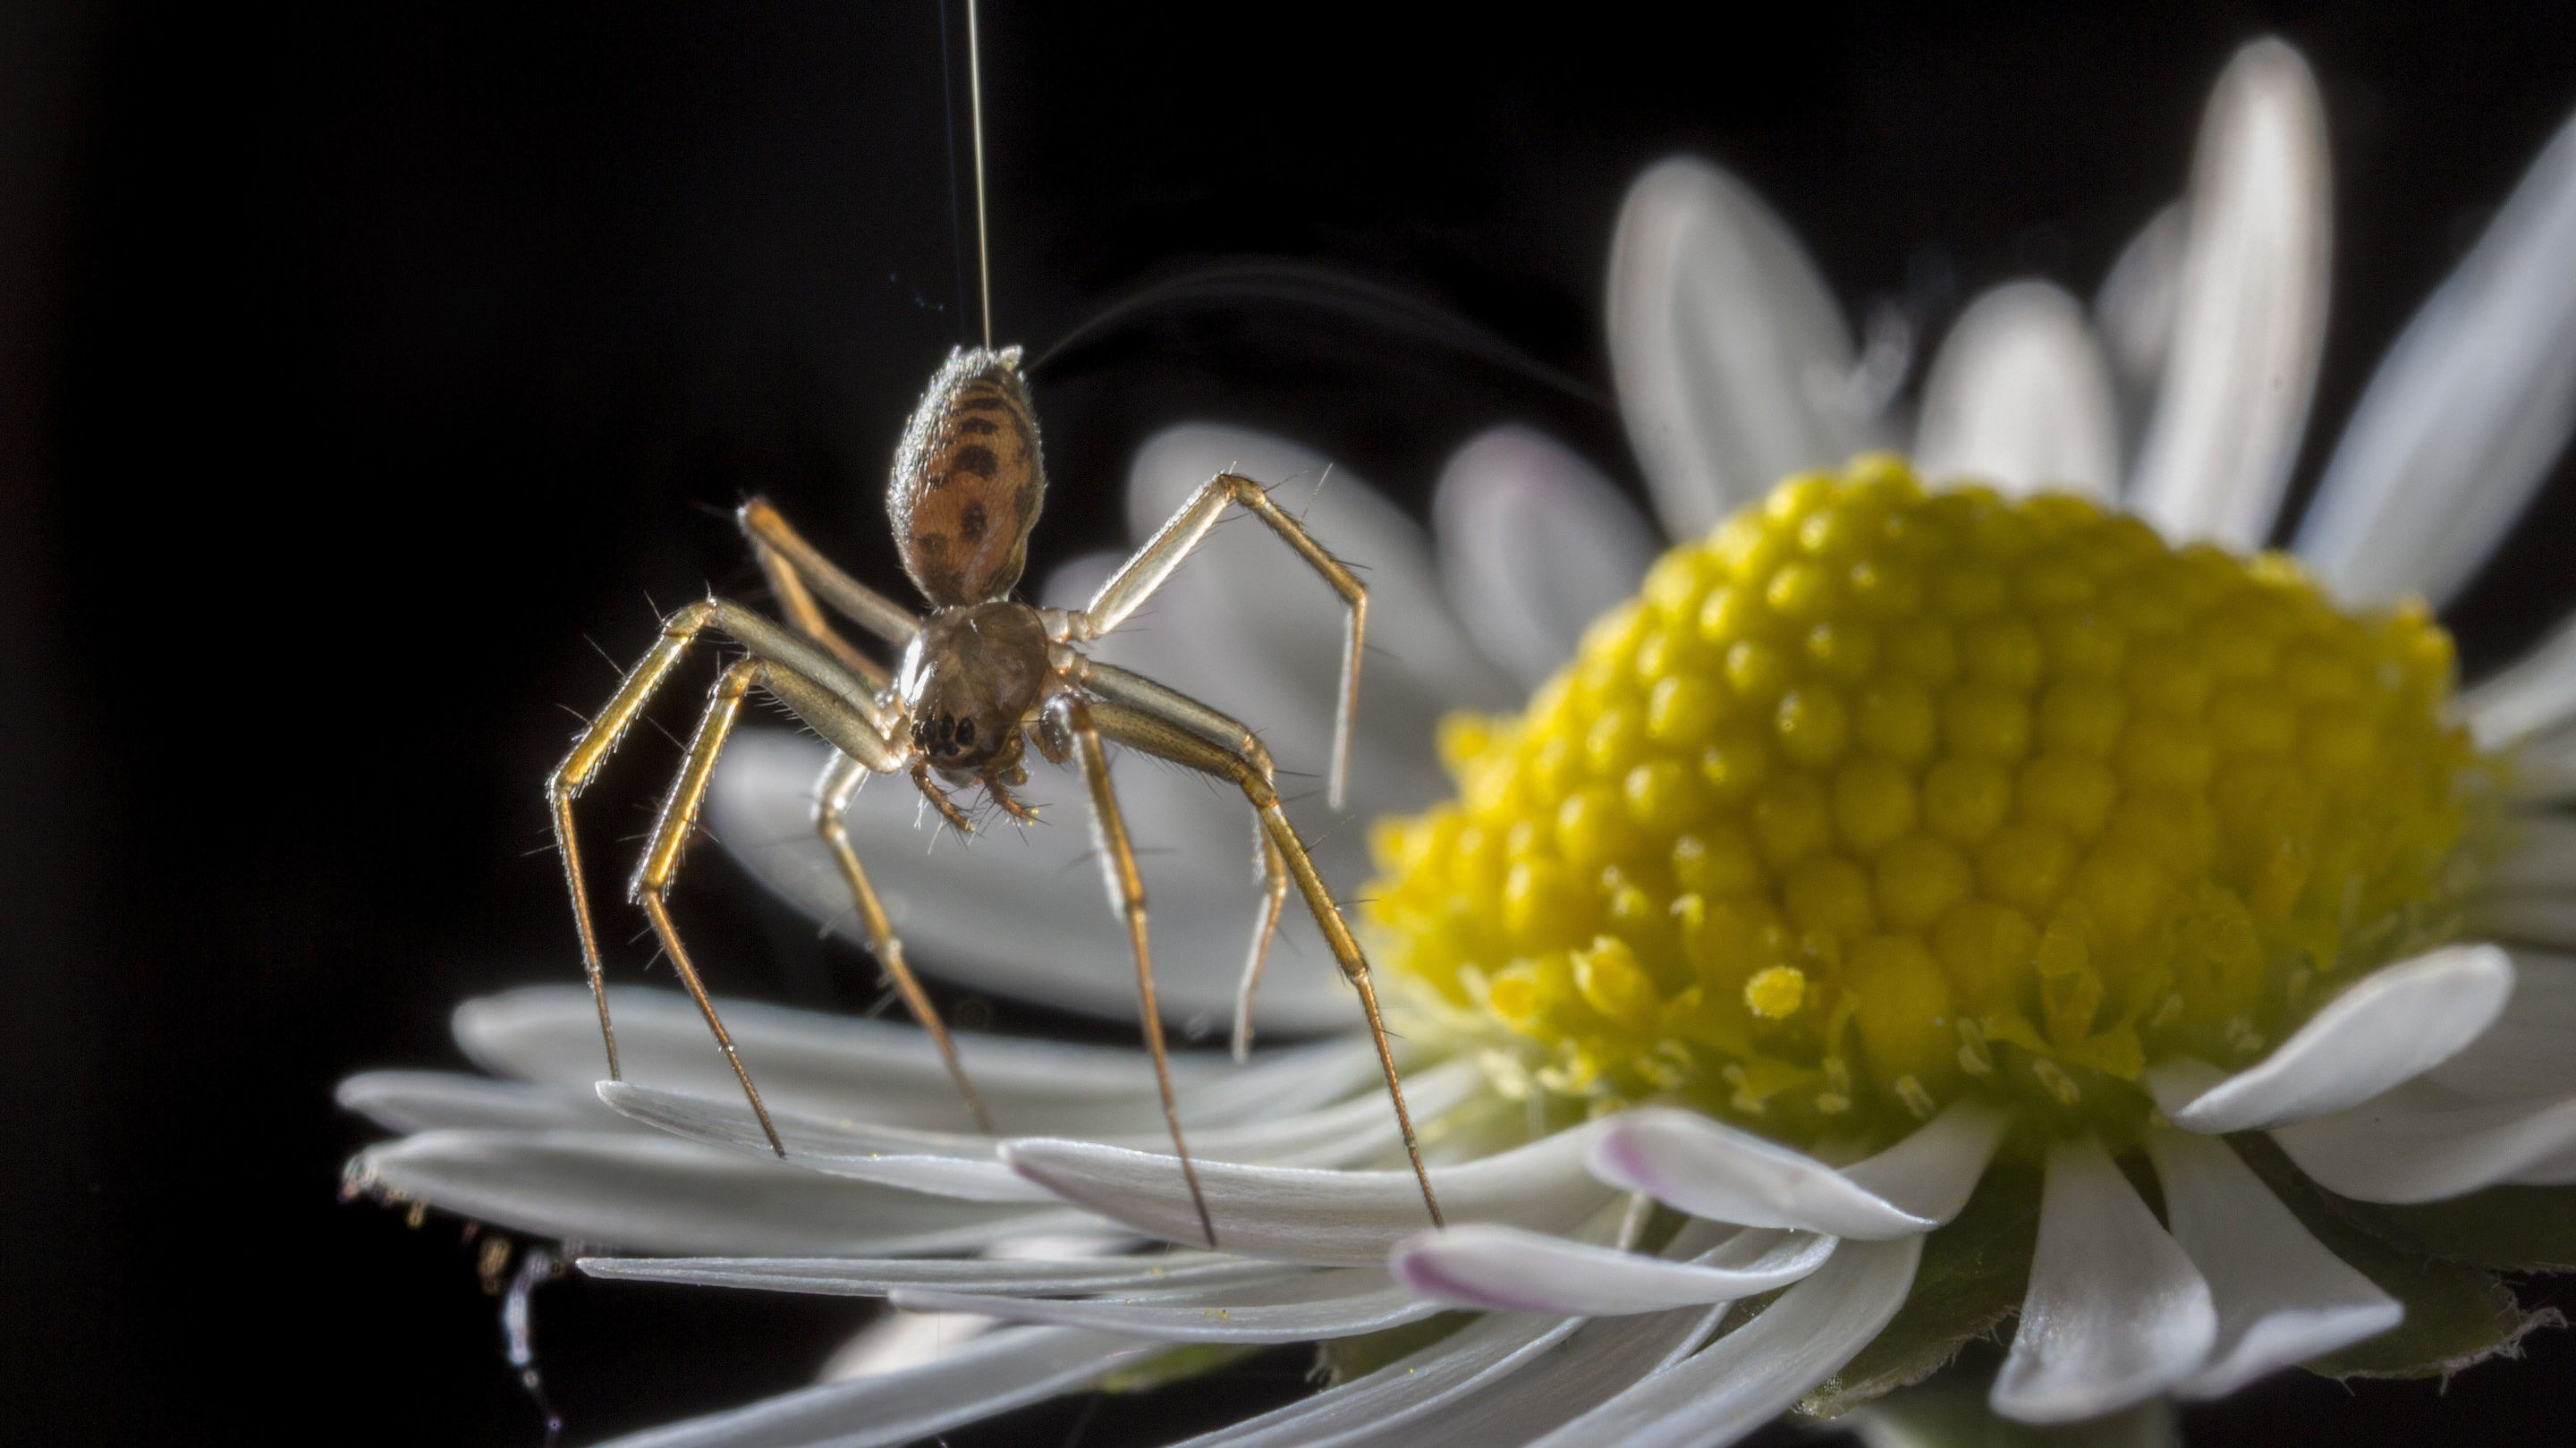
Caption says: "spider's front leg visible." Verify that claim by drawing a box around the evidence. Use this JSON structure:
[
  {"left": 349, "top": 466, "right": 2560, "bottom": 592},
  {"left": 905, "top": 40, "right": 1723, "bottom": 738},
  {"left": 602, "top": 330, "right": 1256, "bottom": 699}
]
[
  {"left": 1072, "top": 471, "right": 1368, "bottom": 811},
  {"left": 552, "top": 598, "right": 925, "bottom": 1156}
]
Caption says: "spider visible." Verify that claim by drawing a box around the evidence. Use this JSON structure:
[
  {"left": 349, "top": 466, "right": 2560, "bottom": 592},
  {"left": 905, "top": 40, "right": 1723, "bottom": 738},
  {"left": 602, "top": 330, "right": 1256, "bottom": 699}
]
[{"left": 546, "top": 343, "right": 1444, "bottom": 1245}]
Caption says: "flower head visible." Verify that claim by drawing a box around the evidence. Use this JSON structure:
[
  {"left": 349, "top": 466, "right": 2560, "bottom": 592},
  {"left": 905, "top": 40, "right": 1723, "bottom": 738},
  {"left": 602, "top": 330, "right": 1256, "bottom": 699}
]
[{"left": 343, "top": 38, "right": 2576, "bottom": 1447}]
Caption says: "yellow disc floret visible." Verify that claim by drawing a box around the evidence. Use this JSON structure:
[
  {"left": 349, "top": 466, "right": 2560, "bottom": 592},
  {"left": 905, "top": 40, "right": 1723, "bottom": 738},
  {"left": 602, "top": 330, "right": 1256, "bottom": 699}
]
[{"left": 1369, "top": 456, "right": 2496, "bottom": 1149}]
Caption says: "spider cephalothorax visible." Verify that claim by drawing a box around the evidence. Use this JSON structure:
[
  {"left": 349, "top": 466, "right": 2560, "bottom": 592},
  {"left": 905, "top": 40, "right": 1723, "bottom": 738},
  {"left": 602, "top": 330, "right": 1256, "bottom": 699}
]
[{"left": 900, "top": 599, "right": 1046, "bottom": 786}]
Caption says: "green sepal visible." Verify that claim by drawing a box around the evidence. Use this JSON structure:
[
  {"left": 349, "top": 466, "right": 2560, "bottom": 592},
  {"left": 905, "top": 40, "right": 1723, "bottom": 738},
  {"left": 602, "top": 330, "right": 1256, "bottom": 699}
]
[
  {"left": 2333, "top": 1183, "right": 2576, "bottom": 1274},
  {"left": 1798, "top": 1164, "right": 2043, "bottom": 1419},
  {"left": 1097, "top": 1342, "right": 1268, "bottom": 1394},
  {"left": 1314, "top": 1312, "right": 1474, "bottom": 1388},
  {"left": 2233, "top": 1135, "right": 2563, "bottom": 1379}
]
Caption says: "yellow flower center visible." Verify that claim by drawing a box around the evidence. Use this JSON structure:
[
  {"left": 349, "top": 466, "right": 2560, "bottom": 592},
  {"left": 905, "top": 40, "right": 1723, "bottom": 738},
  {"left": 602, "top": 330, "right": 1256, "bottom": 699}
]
[{"left": 1368, "top": 456, "right": 2496, "bottom": 1150}]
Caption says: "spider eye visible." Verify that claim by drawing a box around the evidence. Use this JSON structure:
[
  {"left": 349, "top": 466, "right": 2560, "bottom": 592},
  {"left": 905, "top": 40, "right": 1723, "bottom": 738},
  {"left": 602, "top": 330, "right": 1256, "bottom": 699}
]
[{"left": 955, "top": 718, "right": 976, "bottom": 746}]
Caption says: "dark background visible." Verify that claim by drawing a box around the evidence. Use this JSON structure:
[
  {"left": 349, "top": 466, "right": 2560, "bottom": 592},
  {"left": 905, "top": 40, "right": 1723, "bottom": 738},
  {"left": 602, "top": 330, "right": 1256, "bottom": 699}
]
[{"left": 5, "top": 1, "right": 2575, "bottom": 1443}]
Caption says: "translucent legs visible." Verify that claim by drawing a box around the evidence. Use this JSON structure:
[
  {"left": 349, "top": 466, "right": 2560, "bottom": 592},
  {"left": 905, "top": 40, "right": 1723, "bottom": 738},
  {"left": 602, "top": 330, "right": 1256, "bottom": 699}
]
[
  {"left": 548, "top": 597, "right": 910, "bottom": 1156},
  {"left": 1072, "top": 672, "right": 1447, "bottom": 1231},
  {"left": 1079, "top": 471, "right": 1368, "bottom": 811}
]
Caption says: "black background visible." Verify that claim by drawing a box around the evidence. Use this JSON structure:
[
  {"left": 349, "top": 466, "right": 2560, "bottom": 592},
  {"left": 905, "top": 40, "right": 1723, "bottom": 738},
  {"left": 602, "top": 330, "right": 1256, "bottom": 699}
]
[{"left": 5, "top": 2, "right": 2576, "bottom": 1444}]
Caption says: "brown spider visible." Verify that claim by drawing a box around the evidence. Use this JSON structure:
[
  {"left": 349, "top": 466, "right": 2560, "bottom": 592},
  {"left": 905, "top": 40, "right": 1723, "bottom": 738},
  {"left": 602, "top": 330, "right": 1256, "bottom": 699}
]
[{"left": 546, "top": 344, "right": 1443, "bottom": 1245}]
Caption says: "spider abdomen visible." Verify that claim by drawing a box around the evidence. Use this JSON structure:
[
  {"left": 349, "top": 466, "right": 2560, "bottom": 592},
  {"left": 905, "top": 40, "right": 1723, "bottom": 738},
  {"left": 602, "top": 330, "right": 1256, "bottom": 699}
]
[{"left": 888, "top": 345, "right": 1046, "bottom": 607}]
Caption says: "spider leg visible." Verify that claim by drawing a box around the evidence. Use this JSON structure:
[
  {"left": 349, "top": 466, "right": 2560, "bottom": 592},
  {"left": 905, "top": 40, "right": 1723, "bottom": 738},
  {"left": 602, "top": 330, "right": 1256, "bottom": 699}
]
[
  {"left": 814, "top": 751, "right": 994, "bottom": 1135},
  {"left": 1052, "top": 694, "right": 1218, "bottom": 1248},
  {"left": 551, "top": 597, "right": 911, "bottom": 1155},
  {"left": 1074, "top": 675, "right": 1445, "bottom": 1229},
  {"left": 1073, "top": 472, "right": 1368, "bottom": 812},
  {"left": 1079, "top": 661, "right": 1289, "bottom": 1063},
  {"left": 738, "top": 496, "right": 922, "bottom": 660}
]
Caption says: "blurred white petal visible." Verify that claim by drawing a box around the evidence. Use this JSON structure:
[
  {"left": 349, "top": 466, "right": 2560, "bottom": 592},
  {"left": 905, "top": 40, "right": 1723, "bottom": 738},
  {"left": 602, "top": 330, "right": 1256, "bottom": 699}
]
[
  {"left": 2462, "top": 611, "right": 2576, "bottom": 746},
  {"left": 1003, "top": 1125, "right": 1616, "bottom": 1265},
  {"left": 2467, "top": 893, "right": 2576, "bottom": 949},
  {"left": 708, "top": 729, "right": 1352, "bottom": 1033},
  {"left": 2127, "top": 40, "right": 2331, "bottom": 547},
  {"left": 2425, "top": 950, "right": 2576, "bottom": 1101},
  {"left": 2272, "top": 1078, "right": 2576, "bottom": 1201},
  {"left": 2481, "top": 816, "right": 2576, "bottom": 894},
  {"left": 592, "top": 1325, "right": 1150, "bottom": 1448},
  {"left": 2145, "top": 1127, "right": 2402, "bottom": 1398},
  {"left": 1915, "top": 282, "right": 2120, "bottom": 498},
  {"left": 815, "top": 1310, "right": 996, "bottom": 1382},
  {"left": 2295, "top": 113, "right": 2576, "bottom": 606},
  {"left": 1585, "top": 1106, "right": 1942, "bottom": 1238},
  {"left": 1522, "top": 1235, "right": 1922, "bottom": 1448},
  {"left": 1990, "top": 1136, "right": 2216, "bottom": 1423},
  {"left": 1122, "top": 422, "right": 1518, "bottom": 730},
  {"left": 2096, "top": 203, "right": 2188, "bottom": 409},
  {"left": 1433, "top": 425, "right": 1658, "bottom": 686},
  {"left": 1608, "top": 156, "right": 1861, "bottom": 538},
  {"left": 2143, "top": 944, "right": 2512, "bottom": 1132}
]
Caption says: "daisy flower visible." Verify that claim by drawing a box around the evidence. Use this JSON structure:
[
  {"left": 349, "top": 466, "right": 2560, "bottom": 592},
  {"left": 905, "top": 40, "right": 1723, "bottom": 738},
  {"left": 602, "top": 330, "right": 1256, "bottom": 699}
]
[{"left": 342, "top": 38, "right": 2576, "bottom": 1447}]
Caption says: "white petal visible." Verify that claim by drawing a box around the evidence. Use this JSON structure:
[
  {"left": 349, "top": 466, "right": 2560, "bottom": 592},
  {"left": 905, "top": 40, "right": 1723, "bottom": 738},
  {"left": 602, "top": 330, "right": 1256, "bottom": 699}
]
[
  {"left": 592, "top": 1324, "right": 1149, "bottom": 1448},
  {"left": 2462, "top": 613, "right": 2576, "bottom": 746},
  {"left": 816, "top": 1311, "right": 997, "bottom": 1381},
  {"left": 890, "top": 1267, "right": 1436, "bottom": 1343},
  {"left": 1432, "top": 425, "right": 1658, "bottom": 687},
  {"left": 1608, "top": 156, "right": 1860, "bottom": 538},
  {"left": 356, "top": 1128, "right": 1092, "bottom": 1256},
  {"left": 2426, "top": 949, "right": 2576, "bottom": 1101},
  {"left": 1172, "top": 1310, "right": 1582, "bottom": 1448},
  {"left": 598, "top": 1081, "right": 1043, "bottom": 1201},
  {"left": 1838, "top": 1097, "right": 2012, "bottom": 1224},
  {"left": 706, "top": 729, "right": 1353, "bottom": 1033},
  {"left": 2510, "top": 726, "right": 2576, "bottom": 804},
  {"left": 2143, "top": 944, "right": 2513, "bottom": 1131},
  {"left": 1990, "top": 1137, "right": 2217, "bottom": 1424},
  {"left": 579, "top": 1251, "right": 1284, "bottom": 1298},
  {"left": 2469, "top": 893, "right": 2576, "bottom": 949},
  {"left": 2126, "top": 40, "right": 2331, "bottom": 548},
  {"left": 2271, "top": 1078, "right": 2576, "bottom": 1202},
  {"left": 2096, "top": 203, "right": 2188, "bottom": 404},
  {"left": 1585, "top": 1107, "right": 1941, "bottom": 1238},
  {"left": 458, "top": 980, "right": 1376, "bottom": 1136},
  {"left": 1913, "top": 282, "right": 2120, "bottom": 499},
  {"left": 336, "top": 1070, "right": 620, "bottom": 1134},
  {"left": 1369, "top": 1304, "right": 1740, "bottom": 1448},
  {"left": 1003, "top": 1124, "right": 1615, "bottom": 1265},
  {"left": 1177, "top": 1219, "right": 1753, "bottom": 1447},
  {"left": 1522, "top": 1235, "right": 1923, "bottom": 1448},
  {"left": 2145, "top": 1127, "right": 2402, "bottom": 1397},
  {"left": 1390, "top": 1222, "right": 1832, "bottom": 1316},
  {"left": 2481, "top": 816, "right": 2576, "bottom": 895},
  {"left": 1121, "top": 422, "right": 1518, "bottom": 730},
  {"left": 597, "top": 1058, "right": 1487, "bottom": 1196},
  {"left": 2294, "top": 113, "right": 2576, "bottom": 607}
]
